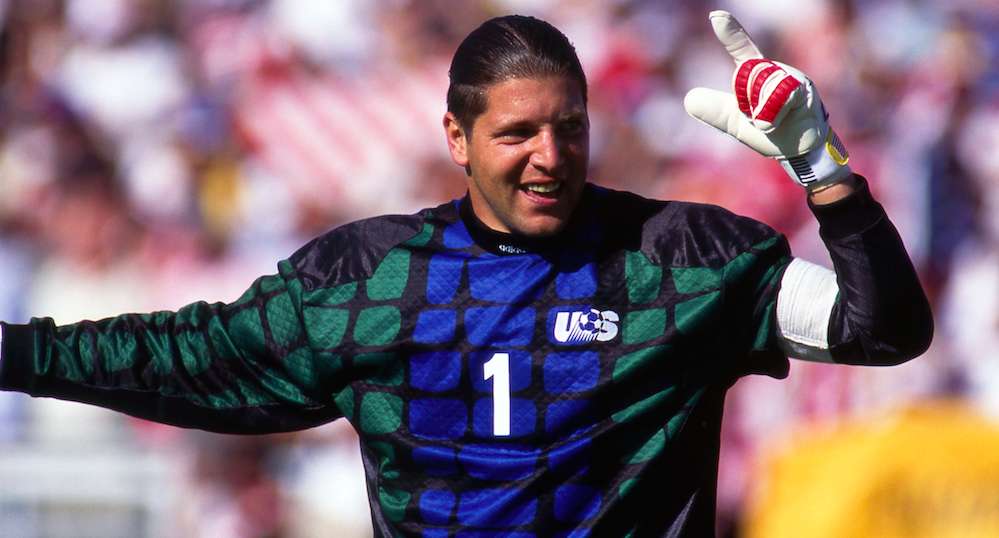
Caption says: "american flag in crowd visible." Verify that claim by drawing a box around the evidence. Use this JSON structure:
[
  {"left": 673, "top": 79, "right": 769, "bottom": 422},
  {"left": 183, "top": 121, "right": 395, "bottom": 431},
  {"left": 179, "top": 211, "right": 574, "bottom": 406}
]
[{"left": 192, "top": 10, "right": 451, "bottom": 213}]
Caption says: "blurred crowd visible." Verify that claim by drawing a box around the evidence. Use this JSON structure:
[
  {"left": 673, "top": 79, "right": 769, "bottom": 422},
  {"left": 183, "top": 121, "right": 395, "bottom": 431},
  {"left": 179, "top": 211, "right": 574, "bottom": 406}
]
[{"left": 0, "top": 0, "right": 995, "bottom": 536}]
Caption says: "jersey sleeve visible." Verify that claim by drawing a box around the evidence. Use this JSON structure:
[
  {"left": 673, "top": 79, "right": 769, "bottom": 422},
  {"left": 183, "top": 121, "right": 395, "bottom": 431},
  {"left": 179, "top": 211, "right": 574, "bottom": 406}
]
[
  {"left": 802, "top": 176, "right": 933, "bottom": 365},
  {"left": 727, "top": 177, "right": 933, "bottom": 373},
  {"left": 719, "top": 226, "right": 794, "bottom": 378},
  {"left": 0, "top": 258, "right": 347, "bottom": 434}
]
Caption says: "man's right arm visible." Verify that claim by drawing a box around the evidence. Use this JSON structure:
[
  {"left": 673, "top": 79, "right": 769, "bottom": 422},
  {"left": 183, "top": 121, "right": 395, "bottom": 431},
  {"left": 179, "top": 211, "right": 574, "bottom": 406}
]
[{"left": 0, "top": 259, "right": 346, "bottom": 434}]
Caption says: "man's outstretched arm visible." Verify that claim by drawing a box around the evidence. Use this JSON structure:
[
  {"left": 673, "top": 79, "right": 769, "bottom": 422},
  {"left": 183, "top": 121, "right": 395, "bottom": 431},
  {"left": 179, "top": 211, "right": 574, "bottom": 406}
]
[{"left": 0, "top": 259, "right": 346, "bottom": 434}]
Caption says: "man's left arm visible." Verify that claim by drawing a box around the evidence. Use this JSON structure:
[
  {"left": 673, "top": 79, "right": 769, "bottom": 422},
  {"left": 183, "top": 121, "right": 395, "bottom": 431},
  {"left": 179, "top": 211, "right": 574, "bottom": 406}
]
[
  {"left": 685, "top": 11, "right": 932, "bottom": 365},
  {"left": 775, "top": 174, "right": 932, "bottom": 364}
]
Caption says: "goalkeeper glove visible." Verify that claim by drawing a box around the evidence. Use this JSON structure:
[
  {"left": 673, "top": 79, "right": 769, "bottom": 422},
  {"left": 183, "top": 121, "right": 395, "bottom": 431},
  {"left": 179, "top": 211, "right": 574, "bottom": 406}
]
[{"left": 683, "top": 10, "right": 852, "bottom": 191}]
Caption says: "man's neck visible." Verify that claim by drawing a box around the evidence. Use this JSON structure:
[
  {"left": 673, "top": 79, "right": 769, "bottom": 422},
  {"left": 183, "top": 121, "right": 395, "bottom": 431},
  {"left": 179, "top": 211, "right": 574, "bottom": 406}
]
[{"left": 459, "top": 195, "right": 577, "bottom": 255}]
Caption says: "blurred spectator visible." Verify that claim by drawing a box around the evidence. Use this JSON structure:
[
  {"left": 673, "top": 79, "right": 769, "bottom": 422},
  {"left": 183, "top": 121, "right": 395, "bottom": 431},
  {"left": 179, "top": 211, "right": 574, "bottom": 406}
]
[{"left": 941, "top": 103, "right": 999, "bottom": 417}]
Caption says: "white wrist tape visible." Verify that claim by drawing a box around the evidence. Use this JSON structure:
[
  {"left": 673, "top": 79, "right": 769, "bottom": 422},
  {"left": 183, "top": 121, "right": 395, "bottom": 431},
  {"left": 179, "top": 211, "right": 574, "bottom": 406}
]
[
  {"left": 776, "top": 258, "right": 840, "bottom": 363},
  {"left": 778, "top": 128, "right": 852, "bottom": 190}
]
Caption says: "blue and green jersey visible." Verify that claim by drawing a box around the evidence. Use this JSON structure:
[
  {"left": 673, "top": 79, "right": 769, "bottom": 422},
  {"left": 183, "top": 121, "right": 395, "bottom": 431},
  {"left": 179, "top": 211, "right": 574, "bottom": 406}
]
[{"left": 0, "top": 181, "right": 931, "bottom": 536}]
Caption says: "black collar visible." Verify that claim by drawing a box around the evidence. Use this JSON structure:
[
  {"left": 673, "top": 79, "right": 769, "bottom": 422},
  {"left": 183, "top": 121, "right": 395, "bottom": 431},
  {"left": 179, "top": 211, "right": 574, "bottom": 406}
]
[{"left": 459, "top": 195, "right": 574, "bottom": 255}]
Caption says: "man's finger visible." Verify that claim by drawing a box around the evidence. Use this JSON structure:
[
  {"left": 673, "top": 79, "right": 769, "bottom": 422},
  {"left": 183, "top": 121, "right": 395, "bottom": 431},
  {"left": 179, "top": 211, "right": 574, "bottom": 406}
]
[
  {"left": 709, "top": 10, "right": 763, "bottom": 63},
  {"left": 684, "top": 87, "right": 783, "bottom": 157},
  {"left": 684, "top": 87, "right": 740, "bottom": 135}
]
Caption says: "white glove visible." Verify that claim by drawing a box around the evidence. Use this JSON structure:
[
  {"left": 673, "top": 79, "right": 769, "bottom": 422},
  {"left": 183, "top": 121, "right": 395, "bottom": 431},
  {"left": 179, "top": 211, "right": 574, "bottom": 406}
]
[{"left": 684, "top": 10, "right": 852, "bottom": 191}]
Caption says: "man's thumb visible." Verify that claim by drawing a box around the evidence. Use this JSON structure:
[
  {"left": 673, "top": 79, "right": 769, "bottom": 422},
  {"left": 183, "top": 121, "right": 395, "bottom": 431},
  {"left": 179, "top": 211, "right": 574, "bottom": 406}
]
[
  {"left": 684, "top": 87, "right": 783, "bottom": 157},
  {"left": 683, "top": 87, "right": 741, "bottom": 135}
]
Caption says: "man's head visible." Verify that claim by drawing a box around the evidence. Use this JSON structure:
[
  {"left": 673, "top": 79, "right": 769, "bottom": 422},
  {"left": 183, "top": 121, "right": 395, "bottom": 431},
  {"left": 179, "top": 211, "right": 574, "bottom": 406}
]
[
  {"left": 446, "top": 15, "right": 588, "bottom": 133},
  {"left": 443, "top": 16, "right": 590, "bottom": 238}
]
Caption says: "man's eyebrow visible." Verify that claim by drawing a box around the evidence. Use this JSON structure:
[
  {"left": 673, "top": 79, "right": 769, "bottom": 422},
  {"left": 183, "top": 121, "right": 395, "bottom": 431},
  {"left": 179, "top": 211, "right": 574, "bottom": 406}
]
[
  {"left": 491, "top": 118, "right": 536, "bottom": 133},
  {"left": 492, "top": 111, "right": 587, "bottom": 132}
]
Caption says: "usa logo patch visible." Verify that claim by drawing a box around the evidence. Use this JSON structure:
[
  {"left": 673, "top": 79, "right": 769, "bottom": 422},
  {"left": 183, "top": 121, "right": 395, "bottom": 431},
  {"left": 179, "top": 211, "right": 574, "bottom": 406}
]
[{"left": 547, "top": 306, "right": 619, "bottom": 345}]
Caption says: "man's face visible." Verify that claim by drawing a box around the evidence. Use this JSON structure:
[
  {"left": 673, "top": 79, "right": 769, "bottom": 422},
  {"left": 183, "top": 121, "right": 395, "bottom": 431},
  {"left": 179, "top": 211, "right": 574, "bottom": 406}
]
[{"left": 444, "top": 76, "right": 589, "bottom": 237}]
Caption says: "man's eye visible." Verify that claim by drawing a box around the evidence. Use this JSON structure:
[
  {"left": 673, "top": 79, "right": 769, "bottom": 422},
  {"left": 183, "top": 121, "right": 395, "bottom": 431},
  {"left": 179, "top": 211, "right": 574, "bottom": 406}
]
[
  {"left": 559, "top": 121, "right": 585, "bottom": 136},
  {"left": 498, "top": 129, "right": 531, "bottom": 141}
]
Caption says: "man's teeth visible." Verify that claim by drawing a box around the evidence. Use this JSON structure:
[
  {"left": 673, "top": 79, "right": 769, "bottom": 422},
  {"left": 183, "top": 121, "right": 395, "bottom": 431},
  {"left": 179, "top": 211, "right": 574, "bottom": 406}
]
[{"left": 525, "top": 182, "right": 561, "bottom": 193}]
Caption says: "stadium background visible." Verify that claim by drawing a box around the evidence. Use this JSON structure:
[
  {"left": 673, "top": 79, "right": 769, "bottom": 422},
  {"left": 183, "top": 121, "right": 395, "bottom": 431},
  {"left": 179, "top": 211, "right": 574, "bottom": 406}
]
[{"left": 0, "top": 0, "right": 995, "bottom": 536}]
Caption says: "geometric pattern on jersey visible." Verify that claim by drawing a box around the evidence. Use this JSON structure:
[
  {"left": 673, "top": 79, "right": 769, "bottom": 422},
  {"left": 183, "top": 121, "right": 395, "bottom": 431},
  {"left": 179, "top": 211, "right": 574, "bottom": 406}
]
[
  {"left": 320, "top": 191, "right": 786, "bottom": 537},
  {"left": 1, "top": 184, "right": 791, "bottom": 537}
]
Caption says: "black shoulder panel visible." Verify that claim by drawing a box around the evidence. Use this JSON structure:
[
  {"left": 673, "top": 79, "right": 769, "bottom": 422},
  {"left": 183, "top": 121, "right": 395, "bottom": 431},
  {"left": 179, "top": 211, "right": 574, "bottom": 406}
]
[
  {"left": 288, "top": 212, "right": 428, "bottom": 291},
  {"left": 649, "top": 202, "right": 779, "bottom": 268},
  {"left": 585, "top": 185, "right": 779, "bottom": 268},
  {"left": 583, "top": 185, "right": 669, "bottom": 256}
]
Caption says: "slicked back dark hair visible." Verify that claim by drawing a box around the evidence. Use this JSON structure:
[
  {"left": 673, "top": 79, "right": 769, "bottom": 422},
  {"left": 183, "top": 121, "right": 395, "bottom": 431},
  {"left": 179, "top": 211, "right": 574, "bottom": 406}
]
[{"left": 447, "top": 15, "right": 588, "bottom": 132}]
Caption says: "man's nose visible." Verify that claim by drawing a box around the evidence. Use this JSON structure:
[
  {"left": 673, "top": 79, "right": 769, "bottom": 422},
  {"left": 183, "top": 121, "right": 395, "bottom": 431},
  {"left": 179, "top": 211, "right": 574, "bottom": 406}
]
[{"left": 529, "top": 129, "right": 564, "bottom": 174}]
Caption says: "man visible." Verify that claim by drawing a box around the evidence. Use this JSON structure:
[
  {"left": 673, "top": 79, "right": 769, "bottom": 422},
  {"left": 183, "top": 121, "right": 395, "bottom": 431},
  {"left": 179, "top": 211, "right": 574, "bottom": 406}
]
[{"left": 0, "top": 12, "right": 931, "bottom": 537}]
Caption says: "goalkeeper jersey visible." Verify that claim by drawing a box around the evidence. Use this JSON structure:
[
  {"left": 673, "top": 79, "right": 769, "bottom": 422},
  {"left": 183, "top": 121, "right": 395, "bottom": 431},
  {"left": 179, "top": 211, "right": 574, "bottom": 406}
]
[{"left": 0, "top": 181, "right": 932, "bottom": 537}]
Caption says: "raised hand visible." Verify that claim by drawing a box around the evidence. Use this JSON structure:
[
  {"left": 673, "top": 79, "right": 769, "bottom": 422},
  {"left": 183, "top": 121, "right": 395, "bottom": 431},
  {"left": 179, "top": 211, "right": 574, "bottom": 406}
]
[{"left": 684, "top": 10, "right": 852, "bottom": 191}]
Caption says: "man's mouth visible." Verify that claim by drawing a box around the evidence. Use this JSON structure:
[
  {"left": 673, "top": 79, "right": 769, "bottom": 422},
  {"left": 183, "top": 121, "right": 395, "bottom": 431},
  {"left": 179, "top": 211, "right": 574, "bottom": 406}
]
[{"left": 522, "top": 181, "right": 563, "bottom": 197}]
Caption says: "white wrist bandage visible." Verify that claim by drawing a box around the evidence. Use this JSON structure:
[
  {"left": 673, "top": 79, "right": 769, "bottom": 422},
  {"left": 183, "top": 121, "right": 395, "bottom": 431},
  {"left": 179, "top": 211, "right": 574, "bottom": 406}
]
[
  {"left": 776, "top": 258, "right": 840, "bottom": 362},
  {"left": 779, "top": 128, "right": 852, "bottom": 191}
]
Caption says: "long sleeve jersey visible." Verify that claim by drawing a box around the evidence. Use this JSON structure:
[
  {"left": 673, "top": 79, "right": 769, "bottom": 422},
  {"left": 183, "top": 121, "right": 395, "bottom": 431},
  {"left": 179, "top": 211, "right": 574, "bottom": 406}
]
[{"left": 0, "top": 179, "right": 932, "bottom": 537}]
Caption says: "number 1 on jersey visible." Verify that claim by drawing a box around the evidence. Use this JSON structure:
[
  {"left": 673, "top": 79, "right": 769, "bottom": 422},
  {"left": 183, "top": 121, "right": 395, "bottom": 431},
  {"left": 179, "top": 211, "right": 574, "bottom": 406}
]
[{"left": 483, "top": 352, "right": 510, "bottom": 436}]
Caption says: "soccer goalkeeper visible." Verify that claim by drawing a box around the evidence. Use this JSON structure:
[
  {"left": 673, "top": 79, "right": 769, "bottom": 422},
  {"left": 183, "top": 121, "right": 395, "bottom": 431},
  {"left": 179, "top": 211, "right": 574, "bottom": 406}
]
[{"left": 0, "top": 11, "right": 931, "bottom": 536}]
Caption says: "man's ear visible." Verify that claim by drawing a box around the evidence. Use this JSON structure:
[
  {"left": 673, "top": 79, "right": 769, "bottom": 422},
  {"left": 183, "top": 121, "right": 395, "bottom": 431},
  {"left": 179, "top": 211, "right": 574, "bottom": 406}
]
[{"left": 443, "top": 112, "right": 469, "bottom": 170}]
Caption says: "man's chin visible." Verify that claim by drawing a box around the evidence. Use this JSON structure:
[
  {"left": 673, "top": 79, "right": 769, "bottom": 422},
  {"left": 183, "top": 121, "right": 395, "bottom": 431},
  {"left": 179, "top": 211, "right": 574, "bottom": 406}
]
[{"left": 510, "top": 215, "right": 570, "bottom": 238}]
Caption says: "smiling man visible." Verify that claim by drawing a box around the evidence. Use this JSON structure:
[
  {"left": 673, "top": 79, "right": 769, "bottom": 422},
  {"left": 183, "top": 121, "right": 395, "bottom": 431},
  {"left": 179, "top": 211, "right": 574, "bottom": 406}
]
[
  {"left": 442, "top": 17, "right": 593, "bottom": 239},
  {"left": 0, "top": 13, "right": 932, "bottom": 537},
  {"left": 444, "top": 73, "right": 589, "bottom": 236},
  {"left": 444, "top": 74, "right": 589, "bottom": 237}
]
